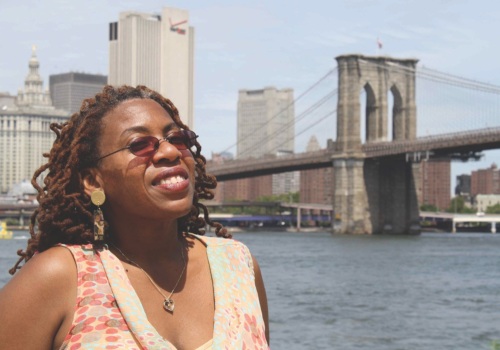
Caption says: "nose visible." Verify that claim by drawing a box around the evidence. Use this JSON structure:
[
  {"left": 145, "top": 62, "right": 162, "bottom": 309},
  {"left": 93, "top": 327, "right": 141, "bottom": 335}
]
[{"left": 152, "top": 137, "right": 181, "bottom": 162}]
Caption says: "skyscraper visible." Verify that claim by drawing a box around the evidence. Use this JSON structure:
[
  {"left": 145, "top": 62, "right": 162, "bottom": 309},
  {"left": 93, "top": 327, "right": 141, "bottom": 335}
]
[
  {"left": 0, "top": 47, "right": 69, "bottom": 193},
  {"left": 234, "top": 86, "right": 297, "bottom": 198},
  {"left": 49, "top": 72, "right": 107, "bottom": 114},
  {"left": 108, "top": 7, "right": 194, "bottom": 129},
  {"left": 237, "top": 87, "right": 294, "bottom": 158}
]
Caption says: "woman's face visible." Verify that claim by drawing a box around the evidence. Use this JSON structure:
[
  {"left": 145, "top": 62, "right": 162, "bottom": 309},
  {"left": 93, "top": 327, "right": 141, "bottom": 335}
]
[{"left": 95, "top": 98, "right": 195, "bottom": 222}]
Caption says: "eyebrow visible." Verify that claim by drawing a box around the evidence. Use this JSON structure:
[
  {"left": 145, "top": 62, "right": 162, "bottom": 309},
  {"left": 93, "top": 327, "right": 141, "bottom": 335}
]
[{"left": 120, "top": 122, "right": 179, "bottom": 138}]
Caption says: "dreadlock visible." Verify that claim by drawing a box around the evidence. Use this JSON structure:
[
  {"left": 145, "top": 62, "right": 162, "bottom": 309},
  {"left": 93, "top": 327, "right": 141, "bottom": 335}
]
[{"left": 9, "top": 85, "right": 229, "bottom": 275}]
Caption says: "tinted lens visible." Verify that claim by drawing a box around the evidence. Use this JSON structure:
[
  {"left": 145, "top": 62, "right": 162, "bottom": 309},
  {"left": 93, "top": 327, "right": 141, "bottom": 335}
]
[
  {"left": 128, "top": 136, "right": 158, "bottom": 156},
  {"left": 166, "top": 130, "right": 197, "bottom": 150}
]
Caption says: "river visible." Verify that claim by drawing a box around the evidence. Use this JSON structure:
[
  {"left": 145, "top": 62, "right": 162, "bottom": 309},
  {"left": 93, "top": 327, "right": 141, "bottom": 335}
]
[{"left": 1, "top": 230, "right": 499, "bottom": 349}]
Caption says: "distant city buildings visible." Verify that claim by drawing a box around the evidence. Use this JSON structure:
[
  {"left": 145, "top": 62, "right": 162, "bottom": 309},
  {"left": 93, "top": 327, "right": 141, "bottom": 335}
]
[
  {"left": 470, "top": 163, "right": 500, "bottom": 197},
  {"left": 0, "top": 47, "right": 69, "bottom": 193},
  {"left": 420, "top": 158, "right": 451, "bottom": 210},
  {"left": 217, "top": 87, "right": 297, "bottom": 201},
  {"left": 108, "top": 7, "right": 194, "bottom": 129},
  {"left": 455, "top": 174, "right": 471, "bottom": 196},
  {"left": 237, "top": 87, "right": 294, "bottom": 158},
  {"left": 300, "top": 136, "right": 334, "bottom": 205},
  {"left": 474, "top": 194, "right": 500, "bottom": 213},
  {"left": 49, "top": 72, "right": 107, "bottom": 114}
]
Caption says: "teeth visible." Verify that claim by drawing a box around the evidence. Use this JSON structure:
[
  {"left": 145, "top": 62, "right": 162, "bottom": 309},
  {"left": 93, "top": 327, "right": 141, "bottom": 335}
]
[{"left": 158, "top": 175, "right": 185, "bottom": 185}]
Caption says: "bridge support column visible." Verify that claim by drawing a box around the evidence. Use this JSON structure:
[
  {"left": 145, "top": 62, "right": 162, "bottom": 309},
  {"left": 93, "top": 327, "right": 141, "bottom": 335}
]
[
  {"left": 296, "top": 207, "right": 301, "bottom": 231},
  {"left": 376, "top": 157, "right": 421, "bottom": 235},
  {"left": 333, "top": 155, "right": 421, "bottom": 235},
  {"left": 491, "top": 222, "right": 496, "bottom": 234},
  {"left": 333, "top": 157, "right": 372, "bottom": 234}
]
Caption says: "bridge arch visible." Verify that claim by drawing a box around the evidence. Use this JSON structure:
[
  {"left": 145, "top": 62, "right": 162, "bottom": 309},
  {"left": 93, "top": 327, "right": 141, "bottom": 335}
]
[
  {"left": 390, "top": 84, "right": 403, "bottom": 140},
  {"left": 335, "top": 54, "right": 418, "bottom": 152},
  {"left": 363, "top": 82, "right": 377, "bottom": 143},
  {"left": 333, "top": 54, "right": 420, "bottom": 235}
]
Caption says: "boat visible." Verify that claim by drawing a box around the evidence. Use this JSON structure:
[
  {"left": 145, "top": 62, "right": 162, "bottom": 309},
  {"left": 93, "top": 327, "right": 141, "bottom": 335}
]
[{"left": 0, "top": 221, "right": 13, "bottom": 239}]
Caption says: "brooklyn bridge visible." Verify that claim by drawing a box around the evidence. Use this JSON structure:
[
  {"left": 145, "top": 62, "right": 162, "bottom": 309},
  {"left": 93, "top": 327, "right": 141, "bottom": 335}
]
[{"left": 207, "top": 54, "right": 500, "bottom": 235}]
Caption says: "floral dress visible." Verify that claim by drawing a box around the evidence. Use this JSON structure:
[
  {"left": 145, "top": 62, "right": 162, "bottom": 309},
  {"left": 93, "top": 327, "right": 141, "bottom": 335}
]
[{"left": 59, "top": 235, "right": 268, "bottom": 350}]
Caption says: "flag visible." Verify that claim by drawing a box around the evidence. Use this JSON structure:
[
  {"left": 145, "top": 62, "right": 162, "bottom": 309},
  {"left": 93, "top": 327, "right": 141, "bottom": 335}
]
[{"left": 377, "top": 37, "right": 383, "bottom": 49}]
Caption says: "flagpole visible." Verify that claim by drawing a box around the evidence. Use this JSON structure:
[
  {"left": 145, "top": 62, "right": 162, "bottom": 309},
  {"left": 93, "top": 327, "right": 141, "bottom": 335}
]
[{"left": 377, "top": 37, "right": 383, "bottom": 56}]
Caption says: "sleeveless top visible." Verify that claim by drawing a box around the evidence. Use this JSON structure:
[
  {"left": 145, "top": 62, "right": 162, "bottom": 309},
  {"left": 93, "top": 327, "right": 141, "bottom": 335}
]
[{"left": 59, "top": 235, "right": 269, "bottom": 350}]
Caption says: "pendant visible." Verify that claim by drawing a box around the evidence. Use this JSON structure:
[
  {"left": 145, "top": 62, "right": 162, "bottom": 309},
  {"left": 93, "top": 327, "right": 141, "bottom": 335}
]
[{"left": 163, "top": 298, "right": 175, "bottom": 312}]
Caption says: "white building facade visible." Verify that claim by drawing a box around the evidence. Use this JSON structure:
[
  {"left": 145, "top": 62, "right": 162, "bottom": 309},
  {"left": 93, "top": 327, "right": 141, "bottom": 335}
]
[
  {"left": 108, "top": 7, "right": 194, "bottom": 129},
  {"left": 237, "top": 86, "right": 298, "bottom": 195},
  {"left": 0, "top": 47, "right": 69, "bottom": 193},
  {"left": 475, "top": 194, "right": 500, "bottom": 213},
  {"left": 237, "top": 87, "right": 295, "bottom": 158}
]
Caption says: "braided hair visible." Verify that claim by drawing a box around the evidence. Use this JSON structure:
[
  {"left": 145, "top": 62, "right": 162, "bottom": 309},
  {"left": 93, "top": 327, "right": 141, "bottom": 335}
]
[{"left": 10, "top": 85, "right": 229, "bottom": 274}]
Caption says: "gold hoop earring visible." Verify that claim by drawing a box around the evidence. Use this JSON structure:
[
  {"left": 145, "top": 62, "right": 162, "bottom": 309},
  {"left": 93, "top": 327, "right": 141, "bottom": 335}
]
[{"left": 91, "top": 189, "right": 106, "bottom": 241}]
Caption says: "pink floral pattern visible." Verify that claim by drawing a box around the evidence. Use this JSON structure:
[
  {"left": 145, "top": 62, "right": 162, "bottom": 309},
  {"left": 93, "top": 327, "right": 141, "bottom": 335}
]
[{"left": 59, "top": 236, "right": 268, "bottom": 349}]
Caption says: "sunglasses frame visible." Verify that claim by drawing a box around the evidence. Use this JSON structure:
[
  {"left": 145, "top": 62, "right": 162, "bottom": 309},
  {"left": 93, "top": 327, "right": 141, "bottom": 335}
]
[{"left": 96, "top": 130, "right": 198, "bottom": 162}]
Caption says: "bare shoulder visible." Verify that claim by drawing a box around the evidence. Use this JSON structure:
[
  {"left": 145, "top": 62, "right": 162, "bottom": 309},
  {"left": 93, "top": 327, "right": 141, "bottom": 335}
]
[
  {"left": 6, "top": 246, "right": 76, "bottom": 288},
  {"left": 0, "top": 246, "right": 77, "bottom": 349}
]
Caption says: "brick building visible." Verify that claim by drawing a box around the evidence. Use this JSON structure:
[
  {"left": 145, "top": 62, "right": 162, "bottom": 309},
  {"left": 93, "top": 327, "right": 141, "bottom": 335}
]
[
  {"left": 299, "top": 136, "right": 334, "bottom": 204},
  {"left": 420, "top": 158, "right": 451, "bottom": 210},
  {"left": 471, "top": 163, "right": 500, "bottom": 197}
]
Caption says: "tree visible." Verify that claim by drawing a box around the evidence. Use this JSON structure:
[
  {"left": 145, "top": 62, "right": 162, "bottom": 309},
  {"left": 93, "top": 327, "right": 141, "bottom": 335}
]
[
  {"left": 446, "top": 196, "right": 475, "bottom": 214},
  {"left": 486, "top": 203, "right": 500, "bottom": 214},
  {"left": 420, "top": 203, "right": 438, "bottom": 212}
]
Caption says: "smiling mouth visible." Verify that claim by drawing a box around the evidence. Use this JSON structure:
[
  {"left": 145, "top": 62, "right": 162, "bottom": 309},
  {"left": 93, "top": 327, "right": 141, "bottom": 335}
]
[{"left": 154, "top": 175, "right": 187, "bottom": 186}]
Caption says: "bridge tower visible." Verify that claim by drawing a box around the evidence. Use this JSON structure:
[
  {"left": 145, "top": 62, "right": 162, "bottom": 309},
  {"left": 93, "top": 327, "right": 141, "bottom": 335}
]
[{"left": 333, "top": 54, "right": 420, "bottom": 234}]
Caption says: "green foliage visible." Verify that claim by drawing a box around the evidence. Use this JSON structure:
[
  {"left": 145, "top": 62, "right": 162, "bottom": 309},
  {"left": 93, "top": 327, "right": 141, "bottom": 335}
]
[
  {"left": 4, "top": 218, "right": 19, "bottom": 226},
  {"left": 257, "top": 192, "right": 299, "bottom": 203},
  {"left": 420, "top": 203, "right": 438, "bottom": 212},
  {"left": 446, "top": 196, "right": 475, "bottom": 214},
  {"left": 486, "top": 203, "right": 500, "bottom": 214}
]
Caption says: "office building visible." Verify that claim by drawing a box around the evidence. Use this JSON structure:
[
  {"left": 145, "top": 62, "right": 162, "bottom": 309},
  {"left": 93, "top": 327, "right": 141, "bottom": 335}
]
[
  {"left": 49, "top": 72, "right": 107, "bottom": 114},
  {"left": 234, "top": 87, "right": 296, "bottom": 199},
  {"left": 0, "top": 47, "right": 69, "bottom": 193},
  {"left": 455, "top": 174, "right": 471, "bottom": 196},
  {"left": 237, "top": 87, "right": 294, "bottom": 158},
  {"left": 108, "top": 7, "right": 194, "bottom": 128}
]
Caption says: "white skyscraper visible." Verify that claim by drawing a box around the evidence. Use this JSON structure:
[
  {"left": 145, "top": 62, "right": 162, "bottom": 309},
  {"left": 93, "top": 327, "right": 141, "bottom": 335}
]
[
  {"left": 237, "top": 86, "right": 298, "bottom": 195},
  {"left": 0, "top": 47, "right": 69, "bottom": 193},
  {"left": 108, "top": 7, "right": 195, "bottom": 129},
  {"left": 237, "top": 87, "right": 295, "bottom": 158}
]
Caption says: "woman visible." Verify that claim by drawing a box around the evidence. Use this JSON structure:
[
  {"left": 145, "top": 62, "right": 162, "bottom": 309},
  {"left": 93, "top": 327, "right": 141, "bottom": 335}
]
[{"left": 0, "top": 85, "right": 269, "bottom": 349}]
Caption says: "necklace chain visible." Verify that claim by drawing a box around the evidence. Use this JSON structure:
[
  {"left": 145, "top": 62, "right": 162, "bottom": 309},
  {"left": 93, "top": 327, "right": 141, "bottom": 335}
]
[{"left": 111, "top": 242, "right": 186, "bottom": 313}]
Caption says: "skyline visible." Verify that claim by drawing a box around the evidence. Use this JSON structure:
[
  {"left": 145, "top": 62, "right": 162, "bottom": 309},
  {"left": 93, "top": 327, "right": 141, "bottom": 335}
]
[{"left": 2, "top": 0, "right": 500, "bottom": 187}]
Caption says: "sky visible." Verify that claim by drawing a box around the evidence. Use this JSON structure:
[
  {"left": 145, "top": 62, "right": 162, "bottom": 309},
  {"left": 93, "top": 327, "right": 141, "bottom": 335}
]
[{"left": 1, "top": 0, "right": 500, "bottom": 191}]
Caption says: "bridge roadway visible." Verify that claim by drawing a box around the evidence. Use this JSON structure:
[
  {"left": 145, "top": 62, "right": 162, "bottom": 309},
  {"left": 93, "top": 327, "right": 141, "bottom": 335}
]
[
  {"left": 208, "top": 127, "right": 500, "bottom": 181},
  {"left": 420, "top": 211, "right": 500, "bottom": 233}
]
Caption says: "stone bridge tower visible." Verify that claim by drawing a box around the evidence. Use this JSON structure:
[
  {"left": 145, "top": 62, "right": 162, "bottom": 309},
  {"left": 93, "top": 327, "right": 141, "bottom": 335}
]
[{"left": 333, "top": 54, "right": 420, "bottom": 234}]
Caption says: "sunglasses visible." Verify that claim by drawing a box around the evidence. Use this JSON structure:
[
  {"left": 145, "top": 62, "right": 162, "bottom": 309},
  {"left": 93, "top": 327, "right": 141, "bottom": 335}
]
[{"left": 97, "top": 130, "right": 198, "bottom": 161}]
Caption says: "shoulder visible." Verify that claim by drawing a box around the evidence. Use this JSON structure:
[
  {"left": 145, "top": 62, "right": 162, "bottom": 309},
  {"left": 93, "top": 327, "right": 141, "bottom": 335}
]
[
  {"left": 2, "top": 246, "right": 77, "bottom": 301},
  {"left": 14, "top": 245, "right": 77, "bottom": 284},
  {"left": 191, "top": 234, "right": 253, "bottom": 259},
  {"left": 0, "top": 246, "right": 78, "bottom": 348},
  {"left": 189, "top": 233, "right": 250, "bottom": 250}
]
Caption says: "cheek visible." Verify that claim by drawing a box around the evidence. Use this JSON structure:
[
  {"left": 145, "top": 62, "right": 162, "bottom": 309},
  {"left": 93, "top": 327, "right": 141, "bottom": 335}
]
[{"left": 180, "top": 149, "right": 193, "bottom": 158}]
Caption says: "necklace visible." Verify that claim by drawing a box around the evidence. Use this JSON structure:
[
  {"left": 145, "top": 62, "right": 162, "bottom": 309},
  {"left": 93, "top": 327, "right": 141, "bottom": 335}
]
[{"left": 111, "top": 243, "right": 186, "bottom": 313}]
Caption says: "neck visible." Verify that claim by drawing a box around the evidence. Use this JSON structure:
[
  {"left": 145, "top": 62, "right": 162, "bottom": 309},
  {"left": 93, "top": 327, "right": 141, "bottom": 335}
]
[{"left": 106, "top": 215, "right": 185, "bottom": 263}]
